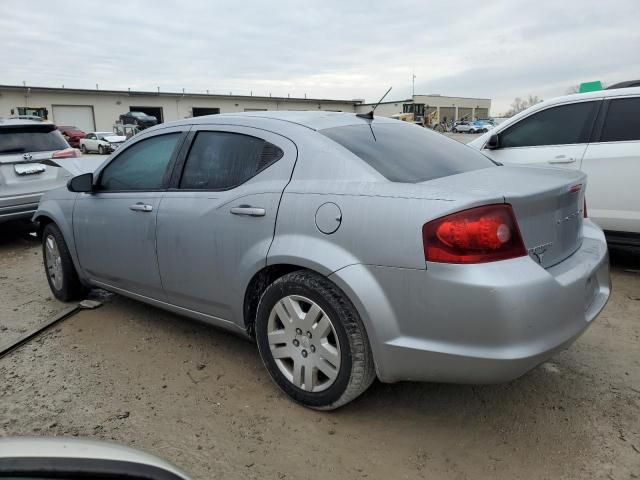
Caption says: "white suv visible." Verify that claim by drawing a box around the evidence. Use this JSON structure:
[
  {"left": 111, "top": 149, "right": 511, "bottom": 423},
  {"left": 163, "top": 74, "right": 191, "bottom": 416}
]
[{"left": 469, "top": 87, "right": 640, "bottom": 246}]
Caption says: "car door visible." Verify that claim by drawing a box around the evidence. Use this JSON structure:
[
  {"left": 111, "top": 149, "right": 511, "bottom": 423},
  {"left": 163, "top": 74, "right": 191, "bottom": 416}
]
[
  {"left": 156, "top": 125, "right": 297, "bottom": 325},
  {"left": 73, "top": 127, "right": 188, "bottom": 299},
  {"left": 580, "top": 95, "right": 640, "bottom": 234},
  {"left": 482, "top": 100, "right": 600, "bottom": 168},
  {"left": 84, "top": 133, "right": 95, "bottom": 151}
]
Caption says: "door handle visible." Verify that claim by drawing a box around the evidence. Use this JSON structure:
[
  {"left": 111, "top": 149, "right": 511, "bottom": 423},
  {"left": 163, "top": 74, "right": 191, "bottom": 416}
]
[
  {"left": 230, "top": 205, "right": 266, "bottom": 217},
  {"left": 129, "top": 203, "right": 153, "bottom": 212},
  {"left": 548, "top": 156, "right": 576, "bottom": 164}
]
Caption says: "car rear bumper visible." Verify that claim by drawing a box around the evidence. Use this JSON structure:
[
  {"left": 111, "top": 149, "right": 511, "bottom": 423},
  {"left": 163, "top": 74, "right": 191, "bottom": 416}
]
[
  {"left": 0, "top": 192, "right": 43, "bottom": 223},
  {"left": 330, "top": 220, "right": 610, "bottom": 384}
]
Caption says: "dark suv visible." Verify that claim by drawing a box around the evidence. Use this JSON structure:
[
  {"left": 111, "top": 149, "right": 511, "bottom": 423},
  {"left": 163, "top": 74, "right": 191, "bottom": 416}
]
[{"left": 118, "top": 111, "right": 158, "bottom": 129}]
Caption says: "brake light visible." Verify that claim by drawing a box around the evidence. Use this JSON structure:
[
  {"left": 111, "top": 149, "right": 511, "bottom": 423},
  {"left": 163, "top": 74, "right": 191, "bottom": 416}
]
[
  {"left": 423, "top": 204, "right": 526, "bottom": 264},
  {"left": 51, "top": 148, "right": 80, "bottom": 159}
]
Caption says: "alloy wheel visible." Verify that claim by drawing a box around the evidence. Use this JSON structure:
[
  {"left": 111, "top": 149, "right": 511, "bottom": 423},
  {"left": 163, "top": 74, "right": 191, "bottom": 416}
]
[
  {"left": 266, "top": 295, "right": 341, "bottom": 392},
  {"left": 44, "top": 234, "right": 63, "bottom": 290}
]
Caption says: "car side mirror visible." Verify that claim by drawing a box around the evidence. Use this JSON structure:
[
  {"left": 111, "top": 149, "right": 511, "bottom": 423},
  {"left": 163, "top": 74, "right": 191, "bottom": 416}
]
[
  {"left": 485, "top": 133, "right": 500, "bottom": 150},
  {"left": 67, "top": 172, "right": 94, "bottom": 193}
]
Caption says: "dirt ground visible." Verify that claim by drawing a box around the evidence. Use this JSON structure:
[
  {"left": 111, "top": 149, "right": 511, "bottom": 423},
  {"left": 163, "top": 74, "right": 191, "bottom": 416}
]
[{"left": 0, "top": 221, "right": 638, "bottom": 480}]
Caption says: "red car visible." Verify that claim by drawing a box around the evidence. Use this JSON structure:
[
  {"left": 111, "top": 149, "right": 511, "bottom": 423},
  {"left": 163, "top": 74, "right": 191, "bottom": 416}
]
[{"left": 57, "top": 125, "right": 86, "bottom": 148}]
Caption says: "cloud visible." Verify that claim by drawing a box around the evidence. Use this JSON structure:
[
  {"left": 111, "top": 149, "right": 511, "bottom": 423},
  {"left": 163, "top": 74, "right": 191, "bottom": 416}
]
[{"left": 1, "top": 0, "right": 638, "bottom": 114}]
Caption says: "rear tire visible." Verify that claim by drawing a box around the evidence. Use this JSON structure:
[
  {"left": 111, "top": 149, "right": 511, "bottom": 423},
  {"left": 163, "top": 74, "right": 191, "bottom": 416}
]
[
  {"left": 256, "top": 270, "right": 376, "bottom": 410},
  {"left": 42, "top": 223, "right": 86, "bottom": 302}
]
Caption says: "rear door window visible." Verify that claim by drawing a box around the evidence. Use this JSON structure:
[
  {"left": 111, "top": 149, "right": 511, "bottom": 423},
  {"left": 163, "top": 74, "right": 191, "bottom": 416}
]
[
  {"left": 0, "top": 125, "right": 68, "bottom": 154},
  {"left": 600, "top": 97, "right": 640, "bottom": 142},
  {"left": 320, "top": 122, "right": 494, "bottom": 183},
  {"left": 179, "top": 131, "right": 283, "bottom": 190},
  {"left": 499, "top": 101, "right": 598, "bottom": 148}
]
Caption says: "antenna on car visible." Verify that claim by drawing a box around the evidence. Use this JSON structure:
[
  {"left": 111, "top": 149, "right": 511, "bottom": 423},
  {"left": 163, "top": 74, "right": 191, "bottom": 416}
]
[{"left": 356, "top": 86, "right": 392, "bottom": 120}]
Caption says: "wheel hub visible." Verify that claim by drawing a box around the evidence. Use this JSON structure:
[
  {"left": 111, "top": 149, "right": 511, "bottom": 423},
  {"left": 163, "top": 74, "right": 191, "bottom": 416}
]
[
  {"left": 44, "top": 234, "right": 63, "bottom": 291},
  {"left": 266, "top": 295, "right": 341, "bottom": 392}
]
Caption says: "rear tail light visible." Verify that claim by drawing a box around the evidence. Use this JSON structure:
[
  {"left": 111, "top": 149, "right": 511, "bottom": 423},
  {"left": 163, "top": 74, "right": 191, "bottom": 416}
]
[
  {"left": 423, "top": 204, "right": 527, "bottom": 264},
  {"left": 51, "top": 148, "right": 80, "bottom": 159}
]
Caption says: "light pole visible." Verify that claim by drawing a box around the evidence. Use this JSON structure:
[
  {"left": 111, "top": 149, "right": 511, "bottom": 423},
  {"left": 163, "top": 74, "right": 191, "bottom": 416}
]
[{"left": 412, "top": 71, "right": 416, "bottom": 99}]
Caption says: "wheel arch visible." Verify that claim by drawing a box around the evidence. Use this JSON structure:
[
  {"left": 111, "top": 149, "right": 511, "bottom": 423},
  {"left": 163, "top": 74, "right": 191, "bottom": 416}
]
[
  {"left": 33, "top": 200, "right": 84, "bottom": 280},
  {"left": 243, "top": 263, "right": 317, "bottom": 337}
]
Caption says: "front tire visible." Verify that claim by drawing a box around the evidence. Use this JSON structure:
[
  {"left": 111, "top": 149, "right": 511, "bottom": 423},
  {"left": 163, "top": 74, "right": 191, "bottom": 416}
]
[
  {"left": 42, "top": 223, "right": 86, "bottom": 302},
  {"left": 98, "top": 145, "right": 104, "bottom": 154},
  {"left": 81, "top": 144, "right": 88, "bottom": 154},
  {"left": 256, "top": 270, "right": 375, "bottom": 410}
]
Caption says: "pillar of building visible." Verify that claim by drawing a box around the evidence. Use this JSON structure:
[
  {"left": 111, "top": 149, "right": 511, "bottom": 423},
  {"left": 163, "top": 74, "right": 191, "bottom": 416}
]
[
  {"left": 454, "top": 106, "right": 459, "bottom": 121},
  {"left": 472, "top": 107, "right": 476, "bottom": 120}
]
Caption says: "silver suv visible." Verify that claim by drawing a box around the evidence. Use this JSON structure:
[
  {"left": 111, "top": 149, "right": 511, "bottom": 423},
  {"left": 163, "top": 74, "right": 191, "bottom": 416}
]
[{"left": 0, "top": 119, "right": 75, "bottom": 224}]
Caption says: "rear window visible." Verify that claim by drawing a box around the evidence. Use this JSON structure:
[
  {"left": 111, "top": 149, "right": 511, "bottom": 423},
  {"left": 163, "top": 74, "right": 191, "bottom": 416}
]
[
  {"left": 321, "top": 122, "right": 495, "bottom": 183},
  {"left": 600, "top": 97, "right": 640, "bottom": 142},
  {"left": 0, "top": 125, "right": 68, "bottom": 154}
]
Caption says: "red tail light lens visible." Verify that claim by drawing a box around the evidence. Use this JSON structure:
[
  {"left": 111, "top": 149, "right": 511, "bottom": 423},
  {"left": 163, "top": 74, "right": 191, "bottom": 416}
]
[
  {"left": 51, "top": 148, "right": 80, "bottom": 159},
  {"left": 423, "top": 204, "right": 527, "bottom": 264}
]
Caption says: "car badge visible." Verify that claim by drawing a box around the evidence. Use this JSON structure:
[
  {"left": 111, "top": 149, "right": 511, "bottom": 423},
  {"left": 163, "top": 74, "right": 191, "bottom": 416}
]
[
  {"left": 22, "top": 153, "right": 33, "bottom": 161},
  {"left": 528, "top": 242, "right": 553, "bottom": 264}
]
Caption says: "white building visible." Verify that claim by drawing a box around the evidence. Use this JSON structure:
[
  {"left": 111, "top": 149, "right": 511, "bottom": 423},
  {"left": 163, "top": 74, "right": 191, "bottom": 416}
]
[
  {"left": 0, "top": 84, "right": 491, "bottom": 132},
  {"left": 354, "top": 94, "right": 492, "bottom": 124}
]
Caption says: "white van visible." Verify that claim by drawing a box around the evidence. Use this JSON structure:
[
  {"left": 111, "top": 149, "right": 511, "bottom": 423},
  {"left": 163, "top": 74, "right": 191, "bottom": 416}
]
[{"left": 469, "top": 86, "right": 640, "bottom": 246}]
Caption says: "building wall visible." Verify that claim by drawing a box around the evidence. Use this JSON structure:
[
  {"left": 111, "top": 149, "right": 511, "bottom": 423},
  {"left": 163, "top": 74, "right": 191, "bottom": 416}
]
[
  {"left": 0, "top": 87, "right": 357, "bottom": 131},
  {"left": 0, "top": 86, "right": 493, "bottom": 131},
  {"left": 353, "top": 101, "right": 406, "bottom": 117},
  {"left": 355, "top": 94, "right": 492, "bottom": 123}
]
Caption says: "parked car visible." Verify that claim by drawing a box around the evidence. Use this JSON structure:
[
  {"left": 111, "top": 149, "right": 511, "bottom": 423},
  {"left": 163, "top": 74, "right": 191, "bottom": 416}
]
[
  {"left": 57, "top": 125, "right": 86, "bottom": 148},
  {"left": 79, "top": 131, "right": 127, "bottom": 154},
  {"left": 469, "top": 86, "right": 640, "bottom": 246},
  {"left": 452, "top": 120, "right": 486, "bottom": 133},
  {"left": 471, "top": 120, "right": 491, "bottom": 133},
  {"left": 0, "top": 437, "right": 190, "bottom": 479},
  {"left": 119, "top": 111, "right": 158, "bottom": 129},
  {"left": 0, "top": 119, "right": 77, "bottom": 224},
  {"left": 34, "top": 112, "right": 610, "bottom": 409}
]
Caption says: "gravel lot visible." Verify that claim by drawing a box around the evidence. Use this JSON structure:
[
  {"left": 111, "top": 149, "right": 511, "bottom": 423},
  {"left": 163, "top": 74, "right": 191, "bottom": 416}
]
[{"left": 1, "top": 142, "right": 639, "bottom": 479}]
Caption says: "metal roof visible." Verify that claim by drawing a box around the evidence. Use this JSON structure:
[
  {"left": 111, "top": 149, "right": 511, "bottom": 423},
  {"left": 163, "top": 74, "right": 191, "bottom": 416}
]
[{"left": 0, "top": 84, "right": 361, "bottom": 105}]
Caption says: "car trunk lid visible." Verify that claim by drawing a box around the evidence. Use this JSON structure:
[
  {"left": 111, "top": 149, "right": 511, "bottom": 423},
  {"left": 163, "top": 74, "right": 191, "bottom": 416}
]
[{"left": 421, "top": 166, "right": 586, "bottom": 268}]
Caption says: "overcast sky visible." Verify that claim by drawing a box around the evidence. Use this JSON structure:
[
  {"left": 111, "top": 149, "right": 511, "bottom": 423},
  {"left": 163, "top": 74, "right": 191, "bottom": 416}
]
[{"left": 1, "top": 0, "right": 638, "bottom": 114}]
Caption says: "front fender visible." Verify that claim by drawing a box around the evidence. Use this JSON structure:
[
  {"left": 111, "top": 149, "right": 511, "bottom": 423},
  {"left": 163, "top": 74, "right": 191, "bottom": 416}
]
[{"left": 33, "top": 196, "right": 85, "bottom": 281}]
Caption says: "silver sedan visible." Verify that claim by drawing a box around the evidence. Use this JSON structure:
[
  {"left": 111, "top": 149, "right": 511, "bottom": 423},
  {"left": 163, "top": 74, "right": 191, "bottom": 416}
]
[{"left": 34, "top": 112, "right": 610, "bottom": 409}]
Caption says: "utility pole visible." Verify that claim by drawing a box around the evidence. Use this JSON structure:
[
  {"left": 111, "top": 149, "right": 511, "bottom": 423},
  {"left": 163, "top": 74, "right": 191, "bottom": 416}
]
[{"left": 412, "top": 70, "right": 416, "bottom": 99}]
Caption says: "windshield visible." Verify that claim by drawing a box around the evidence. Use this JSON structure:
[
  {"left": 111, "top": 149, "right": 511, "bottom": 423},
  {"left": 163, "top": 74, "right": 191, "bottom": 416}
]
[
  {"left": 321, "top": 122, "right": 495, "bottom": 183},
  {"left": 0, "top": 126, "right": 68, "bottom": 154}
]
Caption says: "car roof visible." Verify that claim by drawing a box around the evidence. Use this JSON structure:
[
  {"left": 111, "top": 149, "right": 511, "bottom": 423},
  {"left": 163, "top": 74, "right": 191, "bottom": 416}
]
[
  {"left": 535, "top": 86, "right": 640, "bottom": 108},
  {"left": 493, "top": 86, "right": 640, "bottom": 130},
  {"left": 0, "top": 118, "right": 51, "bottom": 127},
  {"left": 170, "top": 110, "right": 398, "bottom": 131}
]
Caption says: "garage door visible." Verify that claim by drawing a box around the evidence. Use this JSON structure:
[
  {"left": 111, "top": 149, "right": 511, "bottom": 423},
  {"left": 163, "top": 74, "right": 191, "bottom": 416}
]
[{"left": 52, "top": 105, "right": 95, "bottom": 133}]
